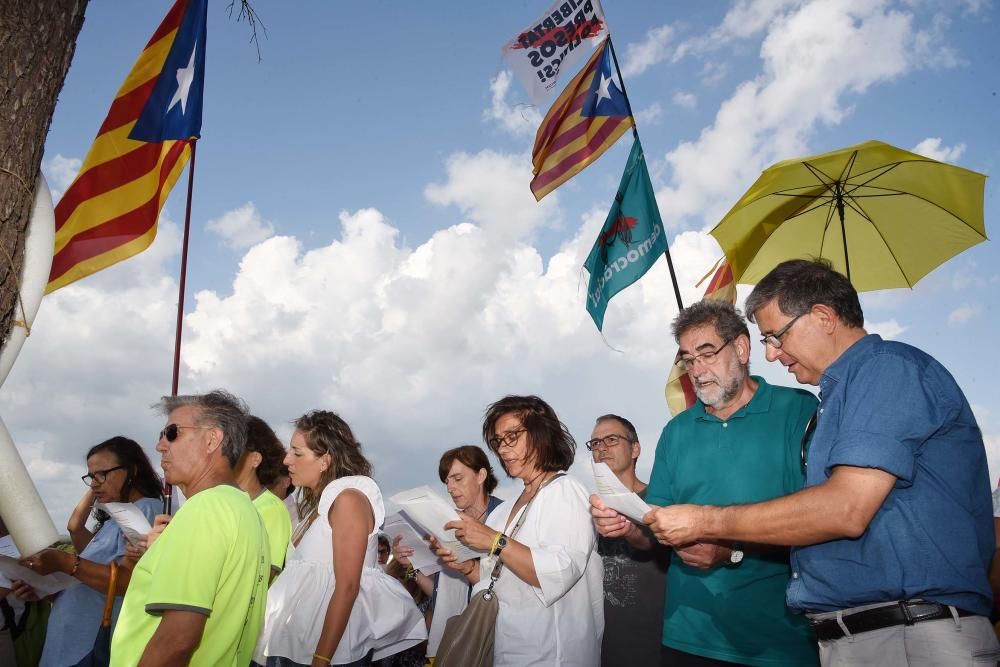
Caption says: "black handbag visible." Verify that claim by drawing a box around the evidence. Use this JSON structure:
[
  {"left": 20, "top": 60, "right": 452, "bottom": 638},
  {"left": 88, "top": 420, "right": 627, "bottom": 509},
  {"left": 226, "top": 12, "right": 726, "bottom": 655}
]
[
  {"left": 73, "top": 561, "right": 118, "bottom": 667},
  {"left": 435, "top": 473, "right": 564, "bottom": 667}
]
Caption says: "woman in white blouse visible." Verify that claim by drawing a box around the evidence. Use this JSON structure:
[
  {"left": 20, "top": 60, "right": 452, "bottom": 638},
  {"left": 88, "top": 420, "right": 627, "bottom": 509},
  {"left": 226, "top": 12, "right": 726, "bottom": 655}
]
[
  {"left": 439, "top": 395, "right": 604, "bottom": 666},
  {"left": 253, "top": 410, "right": 426, "bottom": 667}
]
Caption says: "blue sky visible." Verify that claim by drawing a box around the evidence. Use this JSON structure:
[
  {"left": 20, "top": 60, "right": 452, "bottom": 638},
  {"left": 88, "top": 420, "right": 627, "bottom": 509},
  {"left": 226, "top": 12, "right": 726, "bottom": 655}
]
[{"left": 5, "top": 0, "right": 998, "bottom": 525}]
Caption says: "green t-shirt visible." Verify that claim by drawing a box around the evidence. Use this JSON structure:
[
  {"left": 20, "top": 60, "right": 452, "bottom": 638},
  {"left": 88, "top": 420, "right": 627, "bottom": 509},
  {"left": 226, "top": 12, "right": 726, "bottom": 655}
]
[
  {"left": 253, "top": 489, "right": 292, "bottom": 574},
  {"left": 646, "top": 377, "right": 818, "bottom": 667},
  {"left": 110, "top": 485, "right": 269, "bottom": 667}
]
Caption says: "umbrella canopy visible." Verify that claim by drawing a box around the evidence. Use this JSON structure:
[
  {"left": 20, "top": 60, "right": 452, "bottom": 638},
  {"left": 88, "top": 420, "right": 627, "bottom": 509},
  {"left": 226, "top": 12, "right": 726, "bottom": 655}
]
[{"left": 710, "top": 140, "right": 988, "bottom": 291}]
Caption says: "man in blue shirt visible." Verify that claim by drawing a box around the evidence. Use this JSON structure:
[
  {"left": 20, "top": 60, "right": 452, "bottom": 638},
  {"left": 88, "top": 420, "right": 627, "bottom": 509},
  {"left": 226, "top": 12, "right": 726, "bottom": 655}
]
[{"left": 643, "top": 259, "right": 999, "bottom": 666}]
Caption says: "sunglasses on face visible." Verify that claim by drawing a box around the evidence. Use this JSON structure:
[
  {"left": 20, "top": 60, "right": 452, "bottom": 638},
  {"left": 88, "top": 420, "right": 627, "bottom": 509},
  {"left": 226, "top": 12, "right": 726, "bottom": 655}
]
[{"left": 159, "top": 423, "right": 211, "bottom": 442}]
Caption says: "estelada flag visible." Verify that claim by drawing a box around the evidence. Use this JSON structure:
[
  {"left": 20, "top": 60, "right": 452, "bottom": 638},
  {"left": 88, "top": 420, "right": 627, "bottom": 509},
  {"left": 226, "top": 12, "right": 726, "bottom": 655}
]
[
  {"left": 530, "top": 37, "right": 633, "bottom": 201},
  {"left": 664, "top": 260, "right": 737, "bottom": 416},
  {"left": 47, "top": 0, "right": 207, "bottom": 293},
  {"left": 584, "top": 139, "right": 667, "bottom": 331}
]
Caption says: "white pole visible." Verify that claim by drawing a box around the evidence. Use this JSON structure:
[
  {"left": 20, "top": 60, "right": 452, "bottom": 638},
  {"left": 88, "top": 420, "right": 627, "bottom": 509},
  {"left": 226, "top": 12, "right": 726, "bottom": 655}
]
[{"left": 0, "top": 173, "right": 59, "bottom": 554}]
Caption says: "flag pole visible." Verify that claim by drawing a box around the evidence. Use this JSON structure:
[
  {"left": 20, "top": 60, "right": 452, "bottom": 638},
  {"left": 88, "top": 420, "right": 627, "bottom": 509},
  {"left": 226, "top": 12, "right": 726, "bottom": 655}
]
[
  {"left": 607, "top": 36, "right": 684, "bottom": 312},
  {"left": 165, "top": 140, "right": 198, "bottom": 514}
]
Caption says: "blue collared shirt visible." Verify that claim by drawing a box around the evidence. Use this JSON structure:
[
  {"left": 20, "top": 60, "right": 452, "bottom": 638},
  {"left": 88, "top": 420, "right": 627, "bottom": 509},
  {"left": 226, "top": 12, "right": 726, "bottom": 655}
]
[{"left": 787, "top": 335, "right": 994, "bottom": 616}]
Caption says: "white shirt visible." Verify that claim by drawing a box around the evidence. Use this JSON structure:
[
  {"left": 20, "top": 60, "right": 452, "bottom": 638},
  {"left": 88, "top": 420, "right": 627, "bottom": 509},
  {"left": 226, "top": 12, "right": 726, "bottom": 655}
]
[{"left": 473, "top": 474, "right": 604, "bottom": 667}]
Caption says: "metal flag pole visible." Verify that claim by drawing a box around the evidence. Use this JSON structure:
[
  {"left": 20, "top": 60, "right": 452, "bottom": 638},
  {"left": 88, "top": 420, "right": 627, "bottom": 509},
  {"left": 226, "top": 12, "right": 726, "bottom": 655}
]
[
  {"left": 606, "top": 36, "right": 684, "bottom": 312},
  {"left": 165, "top": 140, "right": 198, "bottom": 514}
]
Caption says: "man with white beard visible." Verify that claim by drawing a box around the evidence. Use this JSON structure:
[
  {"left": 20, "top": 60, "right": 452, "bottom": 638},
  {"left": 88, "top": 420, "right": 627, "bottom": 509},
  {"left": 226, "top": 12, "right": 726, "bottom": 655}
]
[{"left": 592, "top": 300, "right": 819, "bottom": 667}]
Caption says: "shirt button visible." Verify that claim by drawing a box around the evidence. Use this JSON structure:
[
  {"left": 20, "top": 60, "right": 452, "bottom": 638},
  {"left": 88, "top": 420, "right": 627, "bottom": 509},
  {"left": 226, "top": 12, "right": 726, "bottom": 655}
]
[
  {"left": 819, "top": 408, "right": 824, "bottom": 414},
  {"left": 792, "top": 572, "right": 799, "bottom": 579},
  {"left": 722, "top": 423, "right": 728, "bottom": 428}
]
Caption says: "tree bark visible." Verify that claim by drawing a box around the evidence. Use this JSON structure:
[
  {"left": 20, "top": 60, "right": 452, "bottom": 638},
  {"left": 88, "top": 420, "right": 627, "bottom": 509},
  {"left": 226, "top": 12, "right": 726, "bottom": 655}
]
[{"left": 0, "top": 0, "right": 87, "bottom": 350}]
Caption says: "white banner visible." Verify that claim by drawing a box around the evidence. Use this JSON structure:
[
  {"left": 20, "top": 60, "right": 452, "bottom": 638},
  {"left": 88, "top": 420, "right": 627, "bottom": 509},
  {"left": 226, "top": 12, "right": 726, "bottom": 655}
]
[{"left": 501, "top": 0, "right": 608, "bottom": 104}]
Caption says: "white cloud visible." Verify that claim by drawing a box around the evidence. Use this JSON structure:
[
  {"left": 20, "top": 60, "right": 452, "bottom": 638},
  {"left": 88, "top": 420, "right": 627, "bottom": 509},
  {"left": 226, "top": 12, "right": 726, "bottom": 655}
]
[
  {"left": 2, "top": 148, "right": 727, "bottom": 526},
  {"left": 654, "top": 0, "right": 956, "bottom": 231},
  {"left": 205, "top": 202, "right": 275, "bottom": 249},
  {"left": 483, "top": 70, "right": 542, "bottom": 137},
  {"left": 634, "top": 102, "right": 663, "bottom": 125},
  {"left": 622, "top": 25, "right": 675, "bottom": 78},
  {"left": 912, "top": 137, "right": 967, "bottom": 162},
  {"left": 948, "top": 304, "right": 979, "bottom": 325},
  {"left": 672, "top": 91, "right": 697, "bottom": 109},
  {"left": 42, "top": 154, "right": 82, "bottom": 201},
  {"left": 866, "top": 319, "right": 905, "bottom": 339}
]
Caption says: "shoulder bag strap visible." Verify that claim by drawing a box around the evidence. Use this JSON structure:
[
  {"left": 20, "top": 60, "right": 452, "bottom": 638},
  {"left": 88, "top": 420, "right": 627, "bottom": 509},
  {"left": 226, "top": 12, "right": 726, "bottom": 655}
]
[{"left": 486, "top": 472, "right": 566, "bottom": 591}]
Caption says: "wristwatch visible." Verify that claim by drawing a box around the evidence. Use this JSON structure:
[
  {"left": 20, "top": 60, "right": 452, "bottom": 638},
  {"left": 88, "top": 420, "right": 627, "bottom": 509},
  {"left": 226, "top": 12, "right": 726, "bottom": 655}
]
[
  {"left": 728, "top": 544, "right": 744, "bottom": 566},
  {"left": 495, "top": 533, "right": 509, "bottom": 555}
]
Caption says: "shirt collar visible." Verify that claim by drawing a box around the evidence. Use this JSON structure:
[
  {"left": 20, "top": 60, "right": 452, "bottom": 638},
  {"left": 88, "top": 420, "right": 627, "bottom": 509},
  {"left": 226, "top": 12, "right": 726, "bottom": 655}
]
[
  {"left": 820, "top": 334, "right": 882, "bottom": 394},
  {"left": 695, "top": 375, "right": 772, "bottom": 421}
]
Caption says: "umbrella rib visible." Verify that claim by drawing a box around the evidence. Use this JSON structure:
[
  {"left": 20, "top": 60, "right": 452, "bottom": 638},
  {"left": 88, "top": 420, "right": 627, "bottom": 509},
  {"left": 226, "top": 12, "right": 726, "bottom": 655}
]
[{"left": 842, "top": 194, "right": 914, "bottom": 287}]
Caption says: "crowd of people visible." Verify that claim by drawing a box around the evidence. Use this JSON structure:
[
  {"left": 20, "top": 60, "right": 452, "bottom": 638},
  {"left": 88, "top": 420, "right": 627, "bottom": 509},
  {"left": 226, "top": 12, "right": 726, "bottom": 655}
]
[{"left": 0, "top": 259, "right": 998, "bottom": 667}]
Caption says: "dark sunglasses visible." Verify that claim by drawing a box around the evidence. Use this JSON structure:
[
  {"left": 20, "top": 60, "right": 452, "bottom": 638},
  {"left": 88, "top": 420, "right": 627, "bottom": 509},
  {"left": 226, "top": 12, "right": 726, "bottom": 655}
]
[{"left": 159, "top": 423, "right": 211, "bottom": 442}]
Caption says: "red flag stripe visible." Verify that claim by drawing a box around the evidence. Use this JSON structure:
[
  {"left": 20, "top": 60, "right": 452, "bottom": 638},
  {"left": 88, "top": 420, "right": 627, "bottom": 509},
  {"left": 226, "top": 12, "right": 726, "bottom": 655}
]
[
  {"left": 145, "top": 0, "right": 188, "bottom": 50},
  {"left": 533, "top": 88, "right": 592, "bottom": 158},
  {"left": 97, "top": 78, "right": 159, "bottom": 136},
  {"left": 55, "top": 142, "right": 166, "bottom": 228},
  {"left": 531, "top": 116, "right": 628, "bottom": 192},
  {"left": 543, "top": 113, "right": 604, "bottom": 159},
  {"left": 49, "top": 142, "right": 188, "bottom": 282}
]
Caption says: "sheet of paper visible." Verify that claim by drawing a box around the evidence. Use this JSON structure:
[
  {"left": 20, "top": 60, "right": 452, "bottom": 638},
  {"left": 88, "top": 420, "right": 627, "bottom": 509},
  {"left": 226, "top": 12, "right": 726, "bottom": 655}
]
[
  {"left": 97, "top": 501, "right": 153, "bottom": 545},
  {"left": 0, "top": 535, "right": 17, "bottom": 558},
  {"left": 0, "top": 554, "right": 80, "bottom": 597},
  {"left": 383, "top": 511, "right": 441, "bottom": 575},
  {"left": 388, "top": 486, "right": 484, "bottom": 563},
  {"left": 593, "top": 461, "right": 652, "bottom": 523}
]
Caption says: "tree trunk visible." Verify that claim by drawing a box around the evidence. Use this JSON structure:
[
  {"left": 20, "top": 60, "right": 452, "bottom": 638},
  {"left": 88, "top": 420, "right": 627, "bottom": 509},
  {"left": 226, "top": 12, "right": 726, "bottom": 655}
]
[{"left": 0, "top": 0, "right": 87, "bottom": 351}]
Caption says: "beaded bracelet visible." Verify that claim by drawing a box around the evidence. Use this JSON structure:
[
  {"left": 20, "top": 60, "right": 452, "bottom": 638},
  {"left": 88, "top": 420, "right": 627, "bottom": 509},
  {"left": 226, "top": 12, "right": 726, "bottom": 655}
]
[{"left": 70, "top": 554, "right": 81, "bottom": 576}]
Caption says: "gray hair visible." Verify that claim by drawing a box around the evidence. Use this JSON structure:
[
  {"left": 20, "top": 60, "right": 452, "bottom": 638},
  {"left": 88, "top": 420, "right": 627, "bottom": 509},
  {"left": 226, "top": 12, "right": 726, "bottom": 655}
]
[
  {"left": 671, "top": 299, "right": 750, "bottom": 346},
  {"left": 155, "top": 390, "right": 249, "bottom": 468},
  {"left": 744, "top": 259, "right": 864, "bottom": 327}
]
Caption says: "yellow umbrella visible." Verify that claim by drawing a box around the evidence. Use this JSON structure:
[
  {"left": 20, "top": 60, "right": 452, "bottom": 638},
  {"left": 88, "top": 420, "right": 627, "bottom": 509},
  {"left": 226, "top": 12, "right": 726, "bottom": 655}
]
[{"left": 710, "top": 140, "right": 988, "bottom": 290}]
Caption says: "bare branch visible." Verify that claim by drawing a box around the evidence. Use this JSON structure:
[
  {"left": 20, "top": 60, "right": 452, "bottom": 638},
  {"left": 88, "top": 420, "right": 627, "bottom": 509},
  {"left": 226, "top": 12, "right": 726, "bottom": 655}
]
[{"left": 226, "top": 0, "right": 268, "bottom": 63}]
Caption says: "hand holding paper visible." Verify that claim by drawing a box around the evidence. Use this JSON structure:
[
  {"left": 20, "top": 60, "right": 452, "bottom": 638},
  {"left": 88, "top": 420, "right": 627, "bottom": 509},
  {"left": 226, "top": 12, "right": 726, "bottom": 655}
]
[
  {"left": 592, "top": 461, "right": 651, "bottom": 523},
  {"left": 384, "top": 511, "right": 441, "bottom": 575},
  {"left": 388, "top": 486, "right": 483, "bottom": 563},
  {"left": 97, "top": 501, "right": 153, "bottom": 546}
]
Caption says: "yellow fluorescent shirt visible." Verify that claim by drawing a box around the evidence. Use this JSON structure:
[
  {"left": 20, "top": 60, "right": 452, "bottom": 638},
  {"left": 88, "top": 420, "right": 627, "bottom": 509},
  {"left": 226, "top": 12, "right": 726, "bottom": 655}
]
[
  {"left": 253, "top": 489, "right": 293, "bottom": 574},
  {"left": 110, "top": 485, "right": 269, "bottom": 667}
]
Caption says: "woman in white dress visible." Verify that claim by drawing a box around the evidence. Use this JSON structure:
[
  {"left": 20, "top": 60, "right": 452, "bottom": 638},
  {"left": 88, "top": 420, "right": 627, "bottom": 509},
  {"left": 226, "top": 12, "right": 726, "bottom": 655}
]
[
  {"left": 253, "top": 410, "right": 426, "bottom": 667},
  {"left": 436, "top": 395, "right": 604, "bottom": 667}
]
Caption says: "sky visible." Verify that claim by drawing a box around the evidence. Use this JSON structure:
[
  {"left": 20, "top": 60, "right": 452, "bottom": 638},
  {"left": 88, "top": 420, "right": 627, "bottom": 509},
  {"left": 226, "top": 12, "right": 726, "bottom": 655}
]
[{"left": 4, "top": 0, "right": 998, "bottom": 528}]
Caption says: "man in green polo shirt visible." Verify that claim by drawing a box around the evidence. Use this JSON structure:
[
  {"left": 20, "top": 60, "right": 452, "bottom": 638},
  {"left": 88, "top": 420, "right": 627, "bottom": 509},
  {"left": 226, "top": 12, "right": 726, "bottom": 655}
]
[
  {"left": 592, "top": 300, "right": 818, "bottom": 666},
  {"left": 111, "top": 390, "right": 269, "bottom": 666}
]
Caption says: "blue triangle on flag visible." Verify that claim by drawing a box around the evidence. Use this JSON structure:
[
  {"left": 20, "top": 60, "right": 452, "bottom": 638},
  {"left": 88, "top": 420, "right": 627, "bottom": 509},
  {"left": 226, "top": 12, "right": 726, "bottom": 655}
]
[{"left": 581, "top": 43, "right": 630, "bottom": 118}]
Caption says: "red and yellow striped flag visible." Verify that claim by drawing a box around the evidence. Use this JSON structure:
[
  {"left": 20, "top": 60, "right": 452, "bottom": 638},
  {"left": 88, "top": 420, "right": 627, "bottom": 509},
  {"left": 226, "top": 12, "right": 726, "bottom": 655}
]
[
  {"left": 664, "top": 260, "right": 737, "bottom": 416},
  {"left": 47, "top": 0, "right": 207, "bottom": 293},
  {"left": 530, "top": 38, "right": 634, "bottom": 201}
]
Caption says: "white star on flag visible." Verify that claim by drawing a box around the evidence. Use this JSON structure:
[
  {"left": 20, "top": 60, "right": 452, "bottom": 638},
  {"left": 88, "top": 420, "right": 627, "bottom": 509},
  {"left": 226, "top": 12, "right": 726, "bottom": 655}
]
[
  {"left": 167, "top": 45, "right": 197, "bottom": 115},
  {"left": 595, "top": 73, "right": 614, "bottom": 107}
]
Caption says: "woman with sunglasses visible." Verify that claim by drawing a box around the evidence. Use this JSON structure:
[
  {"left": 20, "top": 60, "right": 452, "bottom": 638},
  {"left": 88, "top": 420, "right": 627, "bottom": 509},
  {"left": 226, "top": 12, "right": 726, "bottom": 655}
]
[
  {"left": 253, "top": 410, "right": 426, "bottom": 667},
  {"left": 13, "top": 436, "right": 162, "bottom": 667},
  {"left": 435, "top": 395, "right": 604, "bottom": 667}
]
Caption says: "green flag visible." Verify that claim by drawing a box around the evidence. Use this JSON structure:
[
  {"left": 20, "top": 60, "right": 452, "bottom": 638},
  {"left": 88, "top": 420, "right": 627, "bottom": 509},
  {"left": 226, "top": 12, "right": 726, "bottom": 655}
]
[{"left": 584, "top": 139, "right": 668, "bottom": 330}]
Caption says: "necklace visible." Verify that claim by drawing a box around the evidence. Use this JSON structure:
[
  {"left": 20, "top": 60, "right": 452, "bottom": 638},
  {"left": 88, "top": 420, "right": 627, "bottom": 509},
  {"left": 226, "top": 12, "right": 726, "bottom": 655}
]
[{"left": 520, "top": 469, "right": 550, "bottom": 502}]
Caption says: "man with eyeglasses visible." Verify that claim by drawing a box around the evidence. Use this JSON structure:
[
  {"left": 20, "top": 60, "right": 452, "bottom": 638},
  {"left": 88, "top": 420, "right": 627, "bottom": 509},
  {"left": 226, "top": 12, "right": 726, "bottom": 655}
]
[
  {"left": 642, "top": 260, "right": 998, "bottom": 666},
  {"left": 588, "top": 415, "right": 669, "bottom": 667},
  {"left": 592, "top": 299, "right": 818, "bottom": 667},
  {"left": 110, "top": 390, "right": 270, "bottom": 667}
]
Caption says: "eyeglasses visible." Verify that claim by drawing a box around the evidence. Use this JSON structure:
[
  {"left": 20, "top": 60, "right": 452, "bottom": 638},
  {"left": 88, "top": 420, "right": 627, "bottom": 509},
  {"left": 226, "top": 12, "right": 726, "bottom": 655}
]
[
  {"left": 82, "top": 465, "right": 126, "bottom": 487},
  {"left": 585, "top": 434, "right": 631, "bottom": 452},
  {"left": 759, "top": 313, "right": 804, "bottom": 349},
  {"left": 487, "top": 428, "right": 525, "bottom": 450},
  {"left": 675, "top": 338, "right": 734, "bottom": 372},
  {"left": 159, "top": 423, "right": 211, "bottom": 442}
]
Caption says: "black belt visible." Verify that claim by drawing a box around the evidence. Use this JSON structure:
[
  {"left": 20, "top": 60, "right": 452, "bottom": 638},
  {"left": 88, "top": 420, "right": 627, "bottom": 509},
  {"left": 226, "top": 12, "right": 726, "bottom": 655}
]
[{"left": 809, "top": 600, "right": 977, "bottom": 641}]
